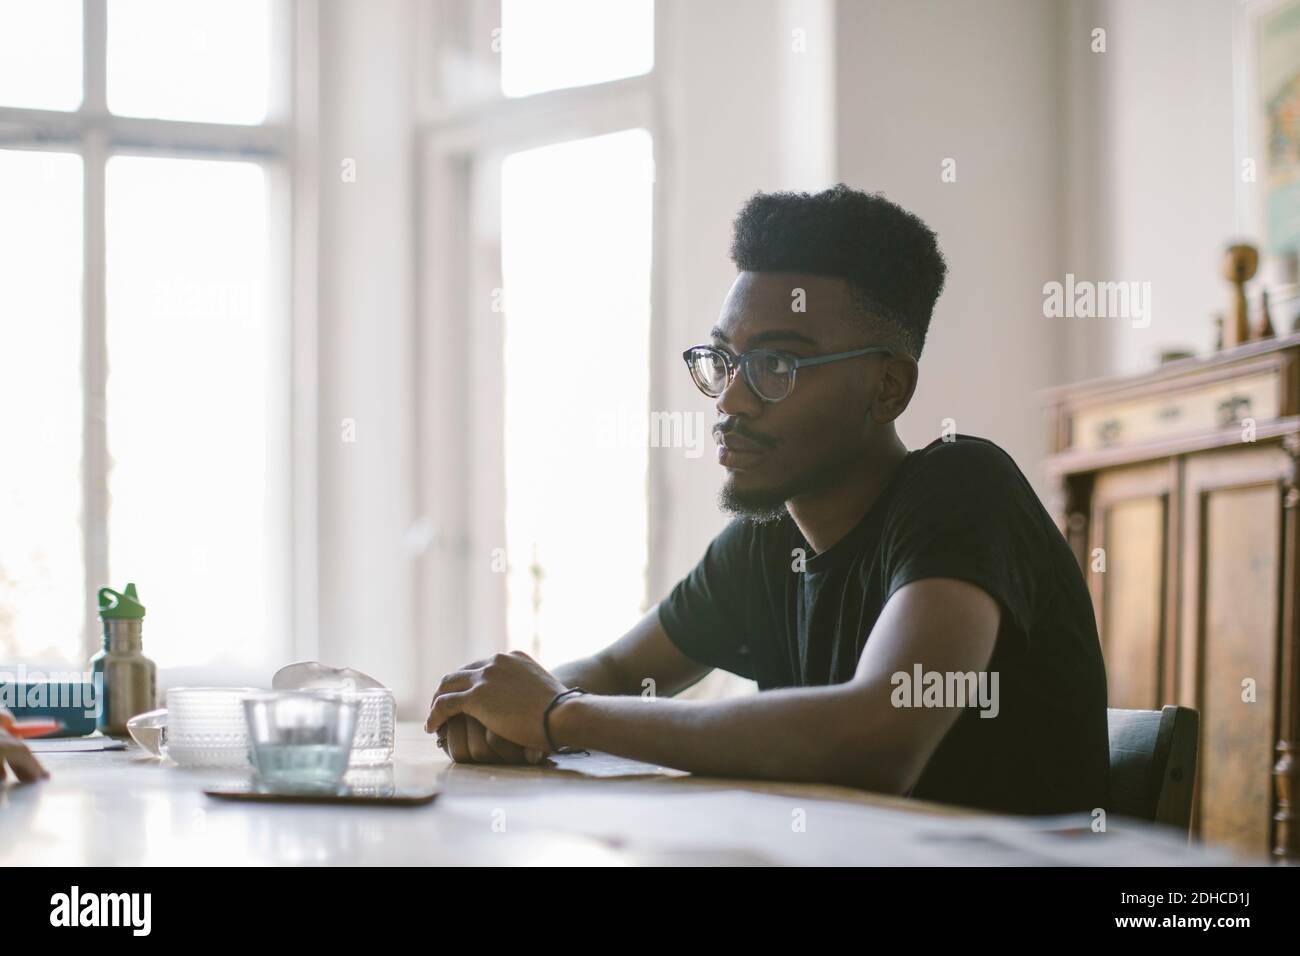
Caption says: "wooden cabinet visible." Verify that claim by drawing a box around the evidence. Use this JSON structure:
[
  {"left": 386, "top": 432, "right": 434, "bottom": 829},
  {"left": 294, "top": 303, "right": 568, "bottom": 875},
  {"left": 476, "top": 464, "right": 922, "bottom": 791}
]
[
  {"left": 1046, "top": 336, "right": 1300, "bottom": 860},
  {"left": 1088, "top": 462, "right": 1176, "bottom": 711}
]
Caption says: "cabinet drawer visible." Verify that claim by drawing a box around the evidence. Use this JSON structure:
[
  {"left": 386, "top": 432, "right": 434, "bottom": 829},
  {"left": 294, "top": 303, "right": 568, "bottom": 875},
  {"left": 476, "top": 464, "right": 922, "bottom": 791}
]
[{"left": 1072, "top": 368, "right": 1280, "bottom": 451}]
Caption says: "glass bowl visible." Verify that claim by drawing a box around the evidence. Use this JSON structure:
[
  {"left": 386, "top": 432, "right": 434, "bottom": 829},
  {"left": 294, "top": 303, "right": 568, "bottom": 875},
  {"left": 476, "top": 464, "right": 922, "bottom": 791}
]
[{"left": 161, "top": 686, "right": 260, "bottom": 768}]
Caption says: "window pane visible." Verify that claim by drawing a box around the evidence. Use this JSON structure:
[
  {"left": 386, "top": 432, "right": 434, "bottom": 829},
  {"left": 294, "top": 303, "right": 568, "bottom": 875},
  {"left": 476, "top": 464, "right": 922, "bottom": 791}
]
[
  {"left": 501, "top": 129, "right": 653, "bottom": 665},
  {"left": 501, "top": 0, "right": 653, "bottom": 98},
  {"left": 106, "top": 156, "right": 286, "bottom": 673},
  {"left": 0, "top": 0, "right": 82, "bottom": 111},
  {"left": 107, "top": 0, "right": 272, "bottom": 124},
  {"left": 0, "top": 150, "right": 84, "bottom": 664}
]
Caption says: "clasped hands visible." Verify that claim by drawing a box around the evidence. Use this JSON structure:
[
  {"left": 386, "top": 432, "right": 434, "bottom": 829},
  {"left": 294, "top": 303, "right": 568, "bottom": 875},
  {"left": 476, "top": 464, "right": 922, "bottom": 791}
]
[{"left": 424, "top": 650, "right": 569, "bottom": 764}]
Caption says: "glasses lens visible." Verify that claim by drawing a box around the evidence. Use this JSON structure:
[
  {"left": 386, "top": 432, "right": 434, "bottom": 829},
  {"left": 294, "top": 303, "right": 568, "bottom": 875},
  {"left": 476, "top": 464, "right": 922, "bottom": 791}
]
[
  {"left": 742, "top": 350, "right": 795, "bottom": 401},
  {"left": 687, "top": 348, "right": 729, "bottom": 396}
]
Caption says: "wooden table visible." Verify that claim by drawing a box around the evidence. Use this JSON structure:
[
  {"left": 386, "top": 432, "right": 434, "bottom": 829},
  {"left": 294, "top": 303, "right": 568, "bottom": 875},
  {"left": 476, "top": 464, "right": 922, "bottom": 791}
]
[{"left": 0, "top": 723, "right": 1246, "bottom": 866}]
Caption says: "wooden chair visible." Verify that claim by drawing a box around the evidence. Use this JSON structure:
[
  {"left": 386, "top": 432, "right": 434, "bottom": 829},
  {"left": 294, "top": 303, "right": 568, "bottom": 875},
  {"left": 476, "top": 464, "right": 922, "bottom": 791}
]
[{"left": 1107, "top": 705, "right": 1199, "bottom": 834}]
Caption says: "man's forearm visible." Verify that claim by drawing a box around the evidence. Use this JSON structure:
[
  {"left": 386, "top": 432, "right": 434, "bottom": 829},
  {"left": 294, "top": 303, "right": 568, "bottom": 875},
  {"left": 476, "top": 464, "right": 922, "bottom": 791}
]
[
  {"left": 548, "top": 684, "right": 904, "bottom": 793},
  {"left": 551, "top": 654, "right": 631, "bottom": 697}
]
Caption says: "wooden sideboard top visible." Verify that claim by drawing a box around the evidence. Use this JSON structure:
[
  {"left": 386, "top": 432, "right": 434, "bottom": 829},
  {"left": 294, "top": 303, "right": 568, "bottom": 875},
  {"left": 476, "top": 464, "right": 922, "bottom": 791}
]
[
  {"left": 1042, "top": 333, "right": 1300, "bottom": 406},
  {"left": 1044, "top": 334, "right": 1300, "bottom": 475}
]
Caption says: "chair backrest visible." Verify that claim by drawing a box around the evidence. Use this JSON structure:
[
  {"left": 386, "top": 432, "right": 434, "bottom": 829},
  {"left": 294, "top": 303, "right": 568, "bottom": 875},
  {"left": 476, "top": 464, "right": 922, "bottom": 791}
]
[{"left": 1107, "top": 705, "right": 1199, "bottom": 833}]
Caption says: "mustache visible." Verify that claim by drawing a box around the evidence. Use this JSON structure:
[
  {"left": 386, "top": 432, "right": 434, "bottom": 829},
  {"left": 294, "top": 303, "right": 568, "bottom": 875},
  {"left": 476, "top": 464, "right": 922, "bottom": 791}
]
[{"left": 714, "top": 419, "right": 782, "bottom": 449}]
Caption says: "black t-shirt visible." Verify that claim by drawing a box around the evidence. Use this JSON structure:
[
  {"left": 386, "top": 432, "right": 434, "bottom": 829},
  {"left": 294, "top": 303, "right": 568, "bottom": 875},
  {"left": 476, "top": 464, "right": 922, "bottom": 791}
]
[{"left": 658, "top": 434, "right": 1110, "bottom": 815}]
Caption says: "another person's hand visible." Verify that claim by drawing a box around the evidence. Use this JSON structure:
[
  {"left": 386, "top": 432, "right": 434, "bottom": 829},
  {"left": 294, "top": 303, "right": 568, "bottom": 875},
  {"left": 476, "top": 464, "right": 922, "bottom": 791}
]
[
  {"left": 426, "top": 651, "right": 569, "bottom": 756},
  {"left": 0, "top": 707, "right": 50, "bottom": 783}
]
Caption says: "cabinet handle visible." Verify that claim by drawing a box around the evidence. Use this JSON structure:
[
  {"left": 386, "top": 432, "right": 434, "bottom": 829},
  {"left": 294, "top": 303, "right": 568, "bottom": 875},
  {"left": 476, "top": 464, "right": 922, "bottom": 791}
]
[{"left": 1216, "top": 394, "right": 1252, "bottom": 427}]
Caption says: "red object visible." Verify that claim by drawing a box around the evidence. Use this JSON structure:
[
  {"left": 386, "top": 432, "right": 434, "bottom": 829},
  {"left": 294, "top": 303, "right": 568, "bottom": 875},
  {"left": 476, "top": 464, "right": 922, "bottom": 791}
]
[{"left": 0, "top": 715, "right": 64, "bottom": 738}]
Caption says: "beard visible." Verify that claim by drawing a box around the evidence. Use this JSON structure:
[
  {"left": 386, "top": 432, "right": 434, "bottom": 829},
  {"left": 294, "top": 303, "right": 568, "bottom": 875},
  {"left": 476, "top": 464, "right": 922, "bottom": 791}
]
[
  {"left": 718, "top": 446, "right": 857, "bottom": 524},
  {"left": 718, "top": 476, "right": 790, "bottom": 523}
]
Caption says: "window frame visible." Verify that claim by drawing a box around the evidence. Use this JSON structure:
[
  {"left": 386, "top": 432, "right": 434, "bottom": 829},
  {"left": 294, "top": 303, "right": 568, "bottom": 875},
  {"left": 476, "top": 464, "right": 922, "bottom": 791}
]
[
  {"left": 0, "top": 0, "right": 317, "bottom": 675},
  {"left": 414, "top": 0, "right": 670, "bottom": 680}
]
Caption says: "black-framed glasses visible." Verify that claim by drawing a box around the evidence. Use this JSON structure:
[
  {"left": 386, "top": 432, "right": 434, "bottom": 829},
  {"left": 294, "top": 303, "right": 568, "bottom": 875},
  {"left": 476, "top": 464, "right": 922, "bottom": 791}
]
[{"left": 682, "top": 344, "right": 894, "bottom": 403}]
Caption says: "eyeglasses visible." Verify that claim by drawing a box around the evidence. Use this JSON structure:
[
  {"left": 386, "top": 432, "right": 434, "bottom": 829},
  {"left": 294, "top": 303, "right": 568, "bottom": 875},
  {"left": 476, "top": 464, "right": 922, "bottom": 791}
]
[{"left": 682, "top": 344, "right": 893, "bottom": 403}]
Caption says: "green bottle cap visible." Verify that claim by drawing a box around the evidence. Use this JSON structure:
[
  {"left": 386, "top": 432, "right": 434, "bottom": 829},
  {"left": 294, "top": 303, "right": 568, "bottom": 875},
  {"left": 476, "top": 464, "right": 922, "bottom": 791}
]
[{"left": 98, "top": 583, "right": 146, "bottom": 620}]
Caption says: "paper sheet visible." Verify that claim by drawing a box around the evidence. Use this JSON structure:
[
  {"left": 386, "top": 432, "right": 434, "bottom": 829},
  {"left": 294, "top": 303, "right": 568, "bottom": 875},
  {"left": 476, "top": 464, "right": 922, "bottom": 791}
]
[{"left": 27, "top": 737, "right": 128, "bottom": 753}]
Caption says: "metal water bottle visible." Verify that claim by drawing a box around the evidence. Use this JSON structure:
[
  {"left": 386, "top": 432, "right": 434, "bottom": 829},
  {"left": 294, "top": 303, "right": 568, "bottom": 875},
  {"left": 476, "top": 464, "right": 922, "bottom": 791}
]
[{"left": 90, "top": 583, "right": 156, "bottom": 735}]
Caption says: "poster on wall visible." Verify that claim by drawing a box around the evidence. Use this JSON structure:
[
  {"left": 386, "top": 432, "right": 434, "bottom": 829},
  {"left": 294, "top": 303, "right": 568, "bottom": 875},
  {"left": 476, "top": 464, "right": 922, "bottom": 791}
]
[
  {"left": 1239, "top": 0, "right": 1300, "bottom": 258},
  {"left": 1259, "top": 0, "right": 1300, "bottom": 253}
]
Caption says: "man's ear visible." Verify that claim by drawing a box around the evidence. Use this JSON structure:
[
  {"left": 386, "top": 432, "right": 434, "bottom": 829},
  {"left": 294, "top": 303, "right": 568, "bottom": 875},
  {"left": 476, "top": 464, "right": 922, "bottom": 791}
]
[{"left": 869, "top": 354, "right": 919, "bottom": 424}]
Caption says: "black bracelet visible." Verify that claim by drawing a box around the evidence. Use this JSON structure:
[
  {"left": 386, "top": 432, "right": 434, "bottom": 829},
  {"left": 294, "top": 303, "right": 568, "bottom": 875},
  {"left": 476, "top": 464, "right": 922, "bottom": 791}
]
[{"left": 543, "top": 687, "right": 590, "bottom": 756}]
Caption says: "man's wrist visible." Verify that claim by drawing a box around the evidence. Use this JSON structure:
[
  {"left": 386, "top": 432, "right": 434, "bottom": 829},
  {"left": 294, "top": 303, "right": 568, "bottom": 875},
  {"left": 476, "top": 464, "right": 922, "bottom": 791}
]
[{"left": 548, "top": 691, "right": 592, "bottom": 750}]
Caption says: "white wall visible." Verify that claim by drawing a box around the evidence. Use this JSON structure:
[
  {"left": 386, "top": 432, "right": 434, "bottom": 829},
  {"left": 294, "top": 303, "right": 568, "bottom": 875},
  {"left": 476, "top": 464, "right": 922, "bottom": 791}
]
[
  {"left": 835, "top": 0, "right": 1066, "bottom": 493},
  {"left": 1065, "top": 0, "right": 1239, "bottom": 376}
]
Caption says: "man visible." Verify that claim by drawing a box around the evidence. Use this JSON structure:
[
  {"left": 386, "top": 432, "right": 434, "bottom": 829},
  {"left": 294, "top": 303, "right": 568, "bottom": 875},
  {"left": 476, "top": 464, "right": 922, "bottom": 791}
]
[{"left": 426, "top": 184, "right": 1109, "bottom": 815}]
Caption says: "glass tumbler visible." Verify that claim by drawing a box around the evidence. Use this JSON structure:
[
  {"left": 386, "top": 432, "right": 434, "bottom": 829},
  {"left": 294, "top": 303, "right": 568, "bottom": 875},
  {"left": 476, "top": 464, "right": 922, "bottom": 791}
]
[{"left": 243, "top": 691, "right": 360, "bottom": 790}]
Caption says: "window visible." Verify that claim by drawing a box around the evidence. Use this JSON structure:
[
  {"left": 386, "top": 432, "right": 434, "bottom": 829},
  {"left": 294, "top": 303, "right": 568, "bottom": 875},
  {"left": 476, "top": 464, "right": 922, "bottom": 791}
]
[
  {"left": 105, "top": 156, "right": 281, "bottom": 673},
  {"left": 0, "top": 1, "right": 292, "bottom": 677},
  {"left": 499, "top": 0, "right": 653, "bottom": 98},
  {"left": 0, "top": 149, "right": 83, "bottom": 664},
  {"left": 501, "top": 129, "right": 654, "bottom": 664},
  {"left": 105, "top": 0, "right": 273, "bottom": 124},
  {"left": 419, "top": 1, "right": 657, "bottom": 672}
]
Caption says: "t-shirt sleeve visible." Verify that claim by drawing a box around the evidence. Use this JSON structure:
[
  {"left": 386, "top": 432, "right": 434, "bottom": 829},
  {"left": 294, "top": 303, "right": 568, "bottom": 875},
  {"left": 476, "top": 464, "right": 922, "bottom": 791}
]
[
  {"left": 882, "top": 440, "right": 1049, "bottom": 652},
  {"left": 656, "top": 518, "right": 760, "bottom": 680}
]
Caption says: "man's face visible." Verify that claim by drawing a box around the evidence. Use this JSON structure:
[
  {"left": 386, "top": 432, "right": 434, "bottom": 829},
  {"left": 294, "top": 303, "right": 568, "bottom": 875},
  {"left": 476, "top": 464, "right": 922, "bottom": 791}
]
[{"left": 708, "top": 271, "right": 890, "bottom": 520}]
